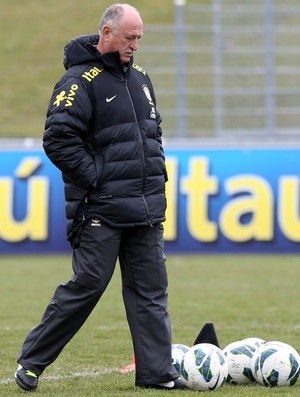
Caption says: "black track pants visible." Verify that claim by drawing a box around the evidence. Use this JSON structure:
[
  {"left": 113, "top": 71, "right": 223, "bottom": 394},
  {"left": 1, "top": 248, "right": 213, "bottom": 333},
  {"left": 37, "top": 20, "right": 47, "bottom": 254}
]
[{"left": 17, "top": 221, "right": 178, "bottom": 386}]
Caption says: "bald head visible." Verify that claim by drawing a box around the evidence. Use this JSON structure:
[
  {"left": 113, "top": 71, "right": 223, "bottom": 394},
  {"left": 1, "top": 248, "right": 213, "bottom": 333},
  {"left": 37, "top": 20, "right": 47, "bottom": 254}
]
[{"left": 97, "top": 3, "right": 143, "bottom": 64}]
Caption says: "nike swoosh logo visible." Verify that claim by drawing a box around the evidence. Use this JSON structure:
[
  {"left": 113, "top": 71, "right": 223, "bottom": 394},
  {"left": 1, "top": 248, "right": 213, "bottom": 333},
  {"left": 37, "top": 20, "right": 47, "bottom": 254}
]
[
  {"left": 208, "top": 373, "right": 221, "bottom": 391},
  {"left": 106, "top": 95, "right": 117, "bottom": 103}
]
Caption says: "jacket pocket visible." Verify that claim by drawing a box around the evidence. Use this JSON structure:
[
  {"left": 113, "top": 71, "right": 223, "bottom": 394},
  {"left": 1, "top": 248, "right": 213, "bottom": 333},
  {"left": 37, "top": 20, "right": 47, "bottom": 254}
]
[{"left": 67, "top": 193, "right": 89, "bottom": 248}]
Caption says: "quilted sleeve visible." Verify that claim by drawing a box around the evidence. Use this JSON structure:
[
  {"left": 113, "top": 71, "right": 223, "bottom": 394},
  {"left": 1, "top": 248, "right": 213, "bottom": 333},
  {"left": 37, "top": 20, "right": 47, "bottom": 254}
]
[{"left": 43, "top": 75, "right": 97, "bottom": 190}]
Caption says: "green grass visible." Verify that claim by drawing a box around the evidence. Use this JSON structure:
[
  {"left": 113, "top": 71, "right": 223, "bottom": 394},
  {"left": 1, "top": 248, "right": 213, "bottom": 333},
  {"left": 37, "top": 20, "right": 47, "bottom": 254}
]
[{"left": 1, "top": 254, "right": 300, "bottom": 396}]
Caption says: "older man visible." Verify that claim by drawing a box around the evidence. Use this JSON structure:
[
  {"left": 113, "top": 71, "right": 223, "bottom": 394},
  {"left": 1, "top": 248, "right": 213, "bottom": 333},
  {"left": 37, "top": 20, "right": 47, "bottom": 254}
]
[{"left": 15, "top": 3, "right": 185, "bottom": 392}]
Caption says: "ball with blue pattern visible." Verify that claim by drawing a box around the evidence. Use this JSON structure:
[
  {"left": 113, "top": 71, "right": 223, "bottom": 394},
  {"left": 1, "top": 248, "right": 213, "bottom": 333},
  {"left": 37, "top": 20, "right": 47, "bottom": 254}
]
[
  {"left": 223, "top": 340, "right": 258, "bottom": 384},
  {"left": 251, "top": 341, "right": 300, "bottom": 387},
  {"left": 171, "top": 343, "right": 190, "bottom": 375},
  {"left": 180, "top": 343, "right": 228, "bottom": 391}
]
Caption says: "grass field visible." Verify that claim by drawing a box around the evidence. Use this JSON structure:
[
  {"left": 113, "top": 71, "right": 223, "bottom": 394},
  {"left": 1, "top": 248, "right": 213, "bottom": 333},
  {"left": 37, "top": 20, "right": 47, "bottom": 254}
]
[{"left": 1, "top": 254, "right": 300, "bottom": 396}]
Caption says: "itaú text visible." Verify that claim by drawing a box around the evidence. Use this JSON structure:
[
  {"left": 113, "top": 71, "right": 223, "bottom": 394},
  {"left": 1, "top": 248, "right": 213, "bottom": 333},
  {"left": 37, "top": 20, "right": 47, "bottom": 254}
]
[
  {"left": 0, "top": 157, "right": 49, "bottom": 242},
  {"left": 164, "top": 156, "right": 300, "bottom": 243}
]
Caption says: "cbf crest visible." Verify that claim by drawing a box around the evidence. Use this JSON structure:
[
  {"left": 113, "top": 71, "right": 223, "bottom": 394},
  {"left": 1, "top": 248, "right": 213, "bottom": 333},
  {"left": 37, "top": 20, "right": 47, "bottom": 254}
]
[
  {"left": 142, "top": 84, "right": 156, "bottom": 119},
  {"left": 142, "top": 84, "right": 154, "bottom": 105}
]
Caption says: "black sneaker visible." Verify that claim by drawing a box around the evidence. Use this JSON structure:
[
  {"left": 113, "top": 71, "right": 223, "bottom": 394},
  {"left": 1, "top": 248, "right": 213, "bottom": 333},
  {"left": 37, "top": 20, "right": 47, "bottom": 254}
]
[
  {"left": 143, "top": 378, "right": 187, "bottom": 390},
  {"left": 15, "top": 364, "right": 39, "bottom": 392}
]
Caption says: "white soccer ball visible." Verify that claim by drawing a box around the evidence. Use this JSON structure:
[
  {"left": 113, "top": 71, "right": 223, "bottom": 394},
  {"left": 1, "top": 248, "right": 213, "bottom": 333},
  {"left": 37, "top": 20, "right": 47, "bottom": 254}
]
[
  {"left": 223, "top": 340, "right": 257, "bottom": 384},
  {"left": 251, "top": 341, "right": 300, "bottom": 387},
  {"left": 171, "top": 344, "right": 190, "bottom": 375},
  {"left": 180, "top": 343, "right": 228, "bottom": 391}
]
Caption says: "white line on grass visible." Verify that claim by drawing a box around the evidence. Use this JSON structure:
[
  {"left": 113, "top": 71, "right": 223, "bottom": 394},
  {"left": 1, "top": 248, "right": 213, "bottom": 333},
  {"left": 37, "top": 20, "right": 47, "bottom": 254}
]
[{"left": 0, "top": 367, "right": 118, "bottom": 385}]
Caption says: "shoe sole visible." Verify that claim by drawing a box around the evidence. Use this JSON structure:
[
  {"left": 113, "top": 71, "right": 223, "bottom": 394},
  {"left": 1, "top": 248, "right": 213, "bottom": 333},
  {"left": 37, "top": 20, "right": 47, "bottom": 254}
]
[{"left": 15, "top": 375, "right": 37, "bottom": 392}]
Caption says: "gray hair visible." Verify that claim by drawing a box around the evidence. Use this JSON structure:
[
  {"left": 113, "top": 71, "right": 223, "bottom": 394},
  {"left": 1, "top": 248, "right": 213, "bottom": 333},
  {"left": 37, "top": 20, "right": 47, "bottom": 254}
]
[{"left": 99, "top": 3, "right": 140, "bottom": 34}]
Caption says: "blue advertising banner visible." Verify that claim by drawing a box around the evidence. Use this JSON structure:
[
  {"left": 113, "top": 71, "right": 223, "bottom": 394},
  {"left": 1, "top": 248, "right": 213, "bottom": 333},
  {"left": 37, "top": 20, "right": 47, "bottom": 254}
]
[
  {"left": 0, "top": 150, "right": 68, "bottom": 253},
  {"left": 0, "top": 147, "right": 299, "bottom": 253},
  {"left": 164, "top": 148, "right": 300, "bottom": 253}
]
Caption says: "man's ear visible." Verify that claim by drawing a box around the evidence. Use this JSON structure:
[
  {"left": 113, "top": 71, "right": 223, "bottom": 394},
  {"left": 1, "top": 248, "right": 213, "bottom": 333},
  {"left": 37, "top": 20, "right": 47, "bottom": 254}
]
[{"left": 102, "top": 25, "right": 111, "bottom": 41}]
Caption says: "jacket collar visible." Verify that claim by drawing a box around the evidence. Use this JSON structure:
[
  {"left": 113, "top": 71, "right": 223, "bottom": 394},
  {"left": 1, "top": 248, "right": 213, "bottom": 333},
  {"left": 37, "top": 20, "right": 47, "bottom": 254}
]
[{"left": 99, "top": 51, "right": 134, "bottom": 76}]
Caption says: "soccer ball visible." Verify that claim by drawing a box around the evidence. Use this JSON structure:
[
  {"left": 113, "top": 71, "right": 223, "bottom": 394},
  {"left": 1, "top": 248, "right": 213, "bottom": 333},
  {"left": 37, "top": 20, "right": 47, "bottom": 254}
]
[
  {"left": 251, "top": 341, "right": 300, "bottom": 387},
  {"left": 223, "top": 340, "right": 257, "bottom": 384},
  {"left": 180, "top": 343, "right": 228, "bottom": 391},
  {"left": 171, "top": 344, "right": 190, "bottom": 375}
]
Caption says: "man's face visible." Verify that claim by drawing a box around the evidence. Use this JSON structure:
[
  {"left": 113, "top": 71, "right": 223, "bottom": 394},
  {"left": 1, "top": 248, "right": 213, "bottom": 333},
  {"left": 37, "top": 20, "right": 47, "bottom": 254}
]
[{"left": 101, "top": 10, "right": 143, "bottom": 64}]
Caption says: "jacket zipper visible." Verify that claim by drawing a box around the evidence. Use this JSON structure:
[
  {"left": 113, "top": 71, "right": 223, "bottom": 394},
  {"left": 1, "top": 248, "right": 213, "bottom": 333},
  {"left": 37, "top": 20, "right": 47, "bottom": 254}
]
[{"left": 124, "top": 77, "right": 153, "bottom": 226}]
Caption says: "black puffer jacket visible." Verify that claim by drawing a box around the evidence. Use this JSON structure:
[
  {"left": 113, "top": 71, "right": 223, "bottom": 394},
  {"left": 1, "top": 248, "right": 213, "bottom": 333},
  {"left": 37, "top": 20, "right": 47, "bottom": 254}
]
[{"left": 43, "top": 34, "right": 168, "bottom": 240}]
